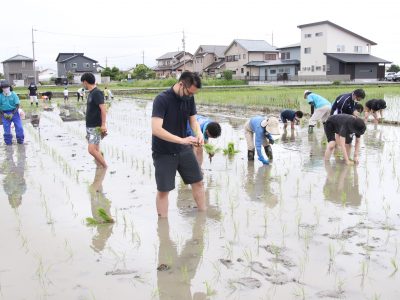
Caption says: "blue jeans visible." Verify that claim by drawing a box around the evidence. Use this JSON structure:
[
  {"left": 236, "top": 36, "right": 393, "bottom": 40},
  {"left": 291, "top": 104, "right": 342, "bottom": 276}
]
[{"left": 1, "top": 110, "right": 24, "bottom": 145}]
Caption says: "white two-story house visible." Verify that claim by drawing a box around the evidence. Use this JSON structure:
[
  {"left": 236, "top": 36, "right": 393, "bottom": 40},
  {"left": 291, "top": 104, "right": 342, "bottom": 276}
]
[{"left": 297, "top": 20, "right": 390, "bottom": 80}]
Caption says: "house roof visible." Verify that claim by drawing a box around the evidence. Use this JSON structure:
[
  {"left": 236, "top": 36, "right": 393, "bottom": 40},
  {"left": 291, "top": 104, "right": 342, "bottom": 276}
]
[
  {"left": 153, "top": 59, "right": 193, "bottom": 71},
  {"left": 2, "top": 54, "right": 34, "bottom": 63},
  {"left": 297, "top": 21, "right": 377, "bottom": 45},
  {"left": 204, "top": 60, "right": 225, "bottom": 70},
  {"left": 56, "top": 53, "right": 84, "bottom": 62},
  {"left": 59, "top": 54, "right": 98, "bottom": 63},
  {"left": 226, "top": 39, "right": 278, "bottom": 53},
  {"left": 156, "top": 51, "right": 193, "bottom": 60},
  {"left": 194, "top": 45, "right": 227, "bottom": 58},
  {"left": 244, "top": 59, "right": 300, "bottom": 67},
  {"left": 324, "top": 53, "right": 391, "bottom": 64},
  {"left": 276, "top": 43, "right": 301, "bottom": 50}
]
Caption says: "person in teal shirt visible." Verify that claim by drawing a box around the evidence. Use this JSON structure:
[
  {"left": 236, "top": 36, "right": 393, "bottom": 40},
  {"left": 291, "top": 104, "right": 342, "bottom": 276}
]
[
  {"left": 304, "top": 90, "right": 332, "bottom": 133},
  {"left": 0, "top": 80, "right": 24, "bottom": 145},
  {"left": 187, "top": 115, "right": 221, "bottom": 166}
]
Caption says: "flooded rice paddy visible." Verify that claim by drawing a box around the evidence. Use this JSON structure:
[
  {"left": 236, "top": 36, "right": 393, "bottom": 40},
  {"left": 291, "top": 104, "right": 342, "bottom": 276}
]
[{"left": 0, "top": 98, "right": 399, "bottom": 300}]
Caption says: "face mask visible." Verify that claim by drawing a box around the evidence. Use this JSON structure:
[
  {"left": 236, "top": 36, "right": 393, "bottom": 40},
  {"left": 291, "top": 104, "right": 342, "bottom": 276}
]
[
  {"left": 2, "top": 87, "right": 11, "bottom": 95},
  {"left": 179, "top": 84, "right": 193, "bottom": 101}
]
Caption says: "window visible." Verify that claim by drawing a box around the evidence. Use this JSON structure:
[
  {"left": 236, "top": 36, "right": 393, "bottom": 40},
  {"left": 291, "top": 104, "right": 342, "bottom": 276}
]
[
  {"left": 241, "top": 68, "right": 244, "bottom": 74},
  {"left": 278, "top": 68, "right": 284, "bottom": 73},
  {"left": 71, "top": 63, "right": 77, "bottom": 68},
  {"left": 265, "top": 54, "right": 276, "bottom": 60},
  {"left": 326, "top": 64, "right": 331, "bottom": 72},
  {"left": 316, "top": 66, "right": 322, "bottom": 71},
  {"left": 281, "top": 52, "right": 290, "bottom": 60},
  {"left": 336, "top": 45, "right": 345, "bottom": 52},
  {"left": 232, "top": 71, "right": 236, "bottom": 75},
  {"left": 270, "top": 69, "right": 276, "bottom": 74},
  {"left": 84, "top": 63, "right": 90, "bottom": 68},
  {"left": 243, "top": 54, "right": 246, "bottom": 59},
  {"left": 284, "top": 67, "right": 290, "bottom": 73},
  {"left": 234, "top": 55, "right": 240, "bottom": 61},
  {"left": 311, "top": 65, "right": 314, "bottom": 72},
  {"left": 323, "top": 65, "right": 326, "bottom": 71},
  {"left": 315, "top": 32, "right": 323, "bottom": 37},
  {"left": 304, "top": 47, "right": 311, "bottom": 54},
  {"left": 304, "top": 33, "right": 312, "bottom": 38},
  {"left": 354, "top": 46, "right": 363, "bottom": 53},
  {"left": 21, "top": 61, "right": 26, "bottom": 68},
  {"left": 360, "top": 69, "right": 373, "bottom": 73}
]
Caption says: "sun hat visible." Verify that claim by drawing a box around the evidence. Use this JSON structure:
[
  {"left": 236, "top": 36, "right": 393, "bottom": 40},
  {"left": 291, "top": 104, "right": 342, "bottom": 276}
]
[{"left": 261, "top": 116, "right": 280, "bottom": 135}]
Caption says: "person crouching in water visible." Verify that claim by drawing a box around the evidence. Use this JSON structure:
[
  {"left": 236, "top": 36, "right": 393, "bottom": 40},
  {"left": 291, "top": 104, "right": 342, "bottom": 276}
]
[
  {"left": 364, "top": 99, "right": 386, "bottom": 124},
  {"left": 304, "top": 90, "right": 332, "bottom": 134},
  {"left": 280, "top": 109, "right": 303, "bottom": 130},
  {"left": 245, "top": 116, "right": 280, "bottom": 164},
  {"left": 0, "top": 80, "right": 24, "bottom": 145},
  {"left": 324, "top": 114, "right": 366, "bottom": 165},
  {"left": 186, "top": 115, "right": 221, "bottom": 166}
]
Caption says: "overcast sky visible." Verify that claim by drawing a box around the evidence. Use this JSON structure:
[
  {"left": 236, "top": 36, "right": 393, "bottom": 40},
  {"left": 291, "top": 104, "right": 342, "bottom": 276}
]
[{"left": 1, "top": 0, "right": 399, "bottom": 72}]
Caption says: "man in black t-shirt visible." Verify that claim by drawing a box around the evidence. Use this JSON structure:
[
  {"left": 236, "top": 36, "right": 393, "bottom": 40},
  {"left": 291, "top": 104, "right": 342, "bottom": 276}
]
[
  {"left": 151, "top": 71, "right": 206, "bottom": 218},
  {"left": 364, "top": 99, "right": 387, "bottom": 124},
  {"left": 28, "top": 82, "right": 38, "bottom": 106},
  {"left": 324, "top": 114, "right": 366, "bottom": 165},
  {"left": 81, "top": 73, "right": 107, "bottom": 168}
]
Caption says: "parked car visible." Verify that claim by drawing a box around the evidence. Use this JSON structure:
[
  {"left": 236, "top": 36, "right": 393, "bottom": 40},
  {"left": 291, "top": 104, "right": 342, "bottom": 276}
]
[
  {"left": 385, "top": 72, "right": 396, "bottom": 81},
  {"left": 392, "top": 71, "right": 400, "bottom": 82}
]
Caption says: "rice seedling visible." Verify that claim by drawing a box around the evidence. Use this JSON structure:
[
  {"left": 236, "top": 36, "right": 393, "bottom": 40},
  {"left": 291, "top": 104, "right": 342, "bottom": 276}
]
[
  {"left": 204, "top": 281, "right": 217, "bottom": 297},
  {"left": 86, "top": 208, "right": 114, "bottom": 225},
  {"left": 203, "top": 143, "right": 221, "bottom": 162},
  {"left": 180, "top": 265, "right": 189, "bottom": 284},
  {"left": 223, "top": 142, "right": 240, "bottom": 156},
  {"left": 389, "top": 258, "right": 398, "bottom": 277}
]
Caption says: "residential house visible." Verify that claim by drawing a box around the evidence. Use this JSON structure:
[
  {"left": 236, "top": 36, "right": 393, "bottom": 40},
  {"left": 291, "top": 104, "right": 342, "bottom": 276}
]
[
  {"left": 2, "top": 54, "right": 38, "bottom": 86},
  {"left": 297, "top": 20, "right": 390, "bottom": 80},
  {"left": 224, "top": 39, "right": 279, "bottom": 80},
  {"left": 153, "top": 51, "right": 193, "bottom": 78},
  {"left": 193, "top": 45, "right": 227, "bottom": 76},
  {"left": 56, "top": 53, "right": 99, "bottom": 83},
  {"left": 244, "top": 43, "right": 301, "bottom": 81},
  {"left": 38, "top": 68, "right": 57, "bottom": 82}
]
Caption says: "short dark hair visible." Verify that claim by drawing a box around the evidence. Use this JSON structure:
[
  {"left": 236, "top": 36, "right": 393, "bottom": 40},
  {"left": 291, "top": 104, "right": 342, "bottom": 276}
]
[
  {"left": 355, "top": 103, "right": 364, "bottom": 113},
  {"left": 206, "top": 122, "right": 221, "bottom": 138},
  {"left": 353, "top": 89, "right": 365, "bottom": 99},
  {"left": 81, "top": 73, "right": 96, "bottom": 84},
  {"left": 295, "top": 111, "right": 303, "bottom": 118},
  {"left": 179, "top": 71, "right": 202, "bottom": 89},
  {"left": 377, "top": 99, "right": 387, "bottom": 109},
  {"left": 354, "top": 118, "right": 366, "bottom": 135}
]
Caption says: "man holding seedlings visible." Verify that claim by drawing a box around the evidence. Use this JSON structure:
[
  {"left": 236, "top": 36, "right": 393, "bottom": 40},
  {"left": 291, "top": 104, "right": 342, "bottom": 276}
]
[
  {"left": 304, "top": 90, "right": 332, "bottom": 134},
  {"left": 331, "top": 88, "right": 365, "bottom": 116},
  {"left": 0, "top": 80, "right": 24, "bottom": 145},
  {"left": 364, "top": 99, "right": 387, "bottom": 124},
  {"left": 244, "top": 116, "right": 280, "bottom": 164},
  {"left": 81, "top": 73, "right": 108, "bottom": 168},
  {"left": 280, "top": 109, "right": 303, "bottom": 129},
  {"left": 324, "top": 114, "right": 366, "bottom": 165},
  {"left": 186, "top": 115, "right": 222, "bottom": 166},
  {"left": 151, "top": 71, "right": 206, "bottom": 218}
]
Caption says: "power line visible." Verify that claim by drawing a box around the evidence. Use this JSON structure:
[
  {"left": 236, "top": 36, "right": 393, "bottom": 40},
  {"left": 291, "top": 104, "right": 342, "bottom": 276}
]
[{"left": 35, "top": 29, "right": 181, "bottom": 39}]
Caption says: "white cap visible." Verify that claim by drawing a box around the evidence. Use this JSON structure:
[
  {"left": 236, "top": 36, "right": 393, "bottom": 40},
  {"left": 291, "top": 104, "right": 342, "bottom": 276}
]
[
  {"left": 304, "top": 90, "right": 311, "bottom": 96},
  {"left": 260, "top": 116, "right": 280, "bottom": 135}
]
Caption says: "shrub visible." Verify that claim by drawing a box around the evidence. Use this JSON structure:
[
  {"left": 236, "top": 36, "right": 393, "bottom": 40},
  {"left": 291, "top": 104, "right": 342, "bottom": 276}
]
[{"left": 223, "top": 70, "right": 233, "bottom": 80}]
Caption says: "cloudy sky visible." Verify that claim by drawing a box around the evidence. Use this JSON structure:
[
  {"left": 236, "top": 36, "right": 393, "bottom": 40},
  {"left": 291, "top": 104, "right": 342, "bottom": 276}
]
[{"left": 1, "top": 0, "right": 399, "bottom": 72}]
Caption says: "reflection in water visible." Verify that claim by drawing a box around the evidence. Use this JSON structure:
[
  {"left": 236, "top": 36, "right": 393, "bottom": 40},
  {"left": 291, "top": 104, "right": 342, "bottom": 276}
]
[
  {"left": 245, "top": 163, "right": 278, "bottom": 208},
  {"left": 363, "top": 125, "right": 384, "bottom": 149},
  {"left": 89, "top": 167, "right": 113, "bottom": 252},
  {"left": 323, "top": 162, "right": 362, "bottom": 207},
  {"left": 157, "top": 212, "right": 207, "bottom": 300},
  {"left": 59, "top": 104, "right": 85, "bottom": 122},
  {"left": 0, "top": 145, "right": 27, "bottom": 208},
  {"left": 281, "top": 128, "right": 296, "bottom": 143}
]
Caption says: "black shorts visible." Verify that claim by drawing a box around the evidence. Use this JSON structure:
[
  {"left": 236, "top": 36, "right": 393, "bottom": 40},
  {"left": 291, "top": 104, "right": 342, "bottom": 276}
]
[
  {"left": 324, "top": 122, "right": 353, "bottom": 144},
  {"left": 152, "top": 147, "right": 203, "bottom": 192}
]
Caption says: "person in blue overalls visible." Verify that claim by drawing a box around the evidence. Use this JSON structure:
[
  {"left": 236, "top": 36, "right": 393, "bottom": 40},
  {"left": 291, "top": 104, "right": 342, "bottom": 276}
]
[
  {"left": 0, "top": 80, "right": 24, "bottom": 145},
  {"left": 187, "top": 115, "right": 221, "bottom": 166}
]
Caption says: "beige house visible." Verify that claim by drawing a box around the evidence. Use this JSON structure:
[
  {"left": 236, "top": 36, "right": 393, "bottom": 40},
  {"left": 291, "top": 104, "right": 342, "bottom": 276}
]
[
  {"left": 153, "top": 51, "right": 193, "bottom": 78},
  {"left": 193, "top": 45, "right": 227, "bottom": 76},
  {"left": 224, "top": 39, "right": 278, "bottom": 80}
]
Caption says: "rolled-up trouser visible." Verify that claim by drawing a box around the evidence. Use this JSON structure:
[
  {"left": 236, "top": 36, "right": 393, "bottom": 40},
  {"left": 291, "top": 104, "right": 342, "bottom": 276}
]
[
  {"left": 309, "top": 105, "right": 331, "bottom": 126},
  {"left": 244, "top": 120, "right": 269, "bottom": 150},
  {"left": 1, "top": 110, "right": 24, "bottom": 145},
  {"left": 30, "top": 95, "right": 38, "bottom": 103}
]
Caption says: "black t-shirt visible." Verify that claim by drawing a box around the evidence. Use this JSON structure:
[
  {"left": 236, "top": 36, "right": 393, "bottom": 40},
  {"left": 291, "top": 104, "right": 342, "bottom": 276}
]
[
  {"left": 152, "top": 87, "right": 196, "bottom": 154},
  {"left": 28, "top": 84, "right": 37, "bottom": 96},
  {"left": 366, "top": 99, "right": 386, "bottom": 111},
  {"left": 280, "top": 110, "right": 296, "bottom": 122},
  {"left": 86, "top": 87, "right": 104, "bottom": 127},
  {"left": 331, "top": 93, "right": 354, "bottom": 115},
  {"left": 326, "top": 114, "right": 365, "bottom": 139}
]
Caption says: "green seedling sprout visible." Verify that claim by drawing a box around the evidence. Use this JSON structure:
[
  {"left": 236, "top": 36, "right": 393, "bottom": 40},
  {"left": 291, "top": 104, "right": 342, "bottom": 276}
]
[
  {"left": 203, "top": 143, "right": 221, "bottom": 162},
  {"left": 86, "top": 208, "right": 114, "bottom": 225},
  {"left": 223, "top": 142, "right": 240, "bottom": 156}
]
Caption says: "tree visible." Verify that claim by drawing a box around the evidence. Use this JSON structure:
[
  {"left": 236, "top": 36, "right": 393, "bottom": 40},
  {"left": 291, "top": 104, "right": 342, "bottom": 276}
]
[
  {"left": 132, "top": 64, "right": 155, "bottom": 80},
  {"left": 101, "top": 66, "right": 121, "bottom": 80},
  {"left": 387, "top": 64, "right": 400, "bottom": 72},
  {"left": 66, "top": 71, "right": 74, "bottom": 83},
  {"left": 0, "top": 72, "right": 4, "bottom": 79},
  {"left": 223, "top": 70, "right": 233, "bottom": 80}
]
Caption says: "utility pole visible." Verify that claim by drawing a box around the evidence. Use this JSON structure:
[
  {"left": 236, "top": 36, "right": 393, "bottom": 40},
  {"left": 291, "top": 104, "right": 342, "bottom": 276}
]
[
  {"left": 105, "top": 56, "right": 108, "bottom": 68},
  {"left": 182, "top": 30, "right": 186, "bottom": 71},
  {"left": 142, "top": 51, "right": 144, "bottom": 65},
  {"left": 271, "top": 31, "right": 274, "bottom": 47},
  {"left": 32, "top": 27, "right": 37, "bottom": 84}
]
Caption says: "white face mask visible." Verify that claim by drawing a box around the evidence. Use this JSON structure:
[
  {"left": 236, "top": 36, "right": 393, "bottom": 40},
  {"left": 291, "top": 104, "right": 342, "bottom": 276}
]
[{"left": 2, "top": 87, "right": 11, "bottom": 95}]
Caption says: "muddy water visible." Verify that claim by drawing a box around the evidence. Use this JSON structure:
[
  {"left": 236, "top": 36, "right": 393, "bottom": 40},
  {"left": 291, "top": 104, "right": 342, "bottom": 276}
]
[{"left": 0, "top": 98, "right": 399, "bottom": 299}]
